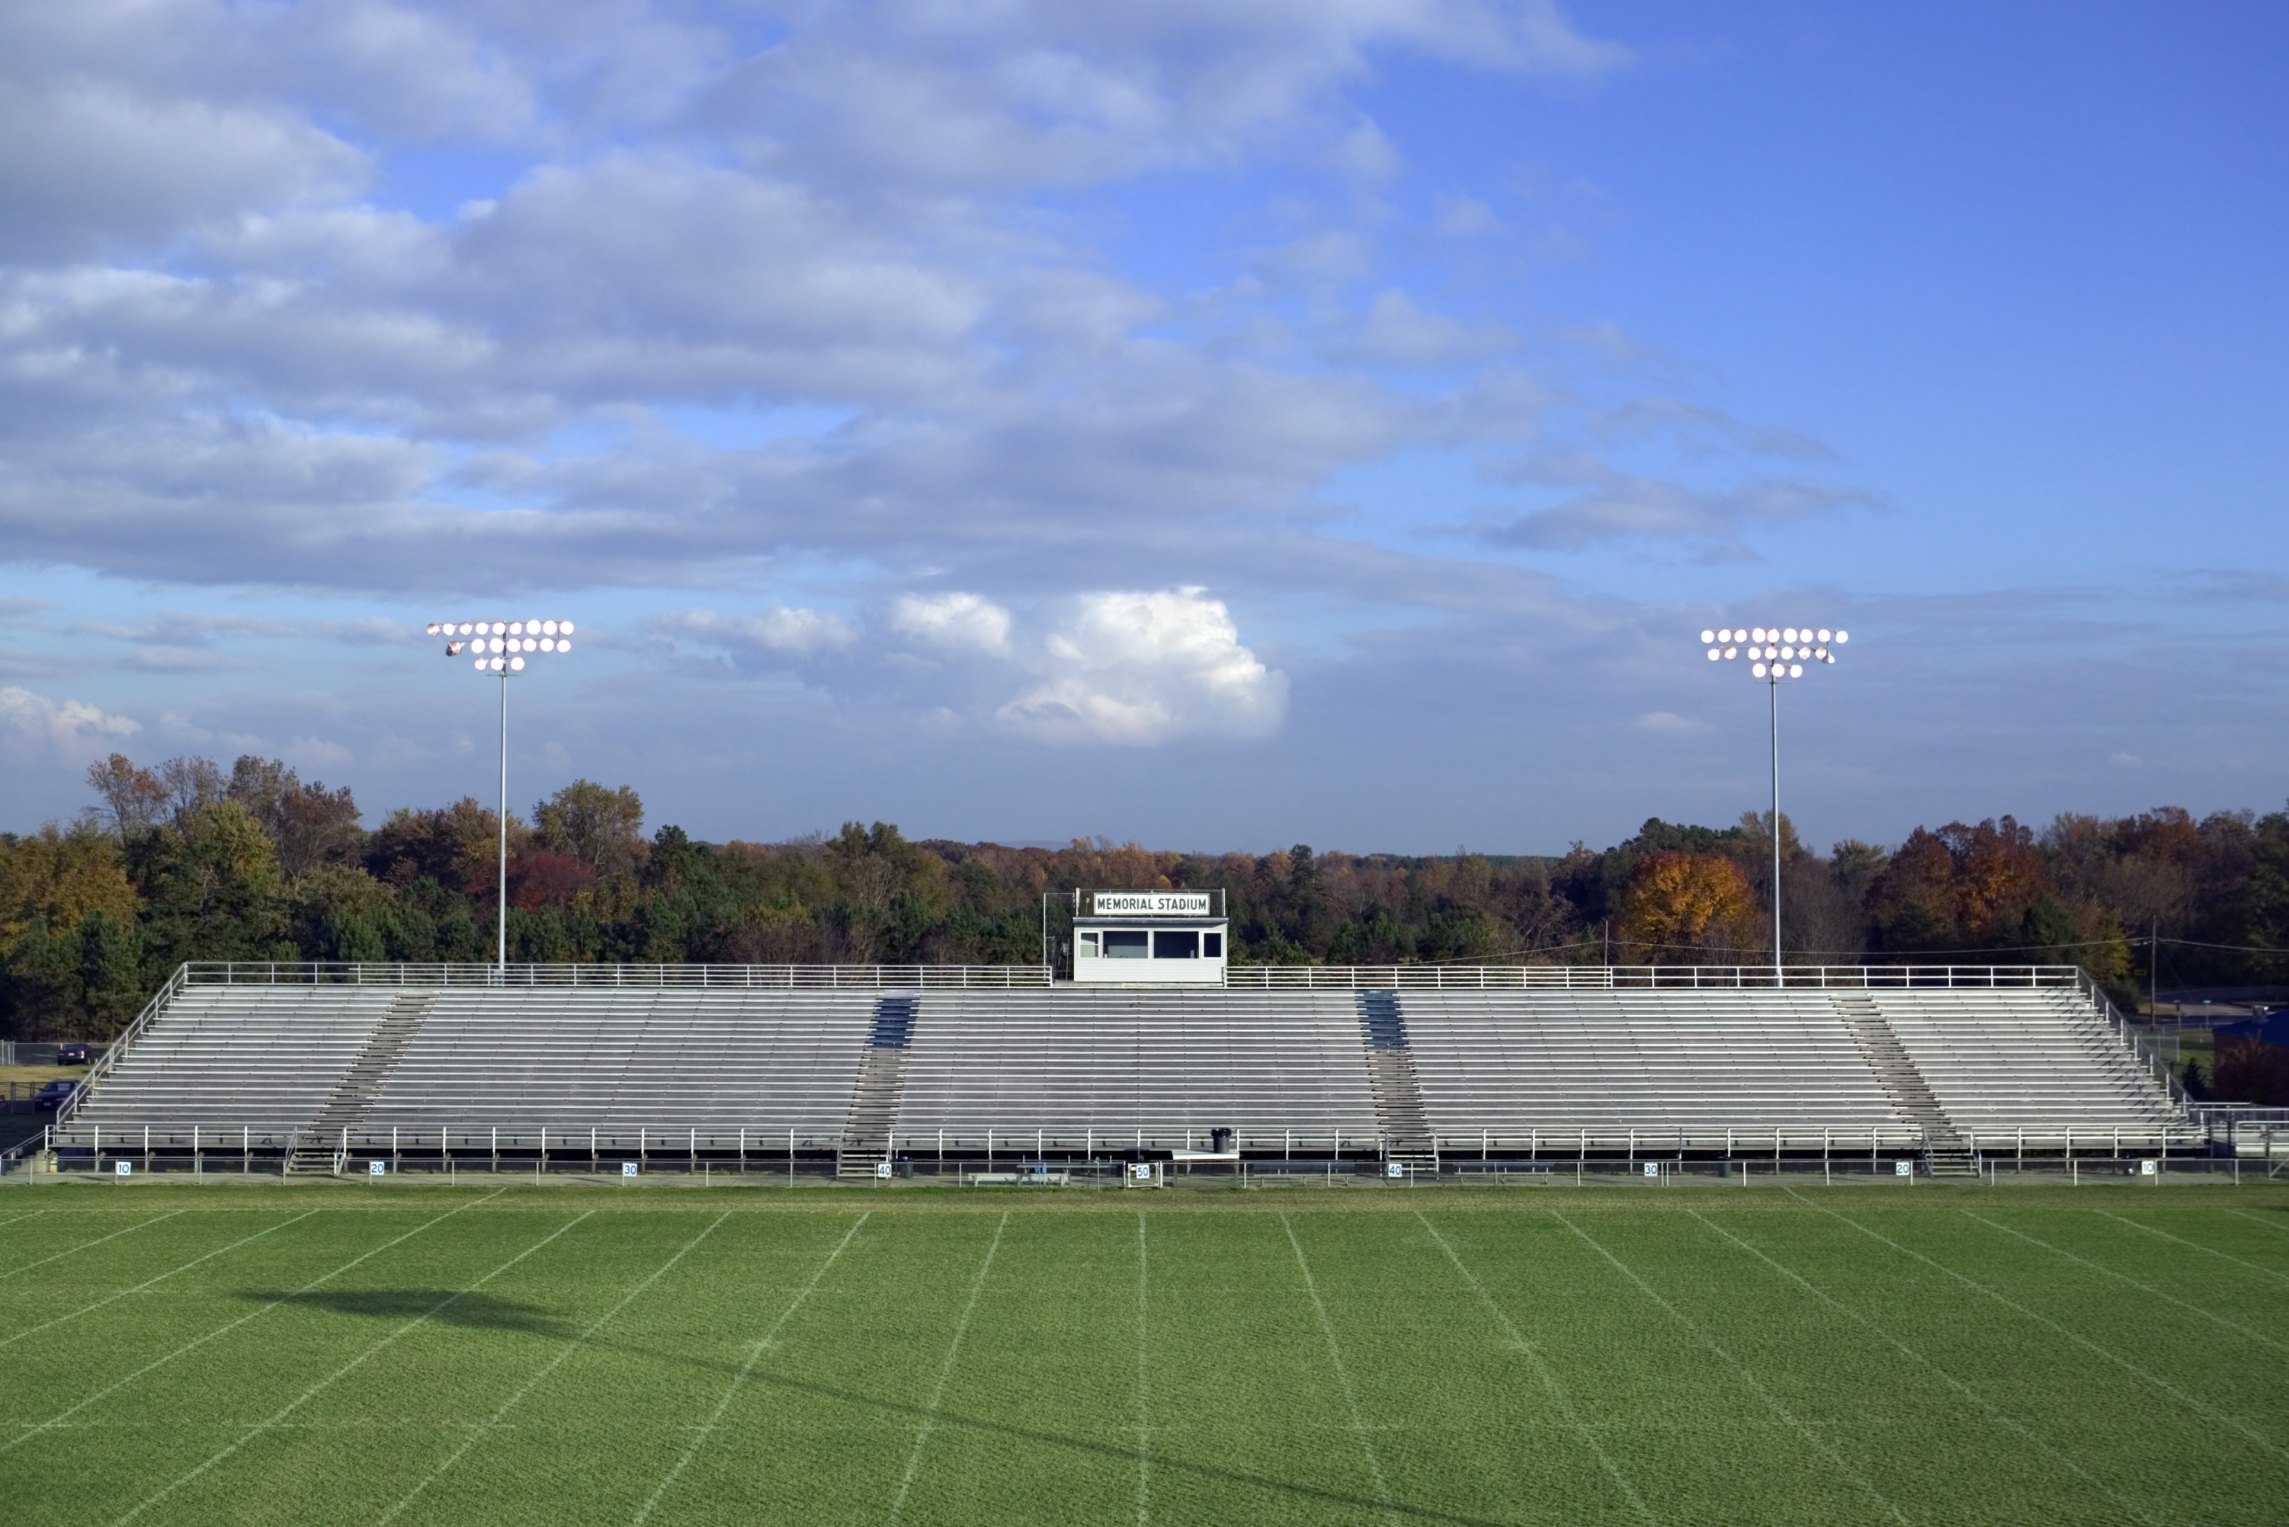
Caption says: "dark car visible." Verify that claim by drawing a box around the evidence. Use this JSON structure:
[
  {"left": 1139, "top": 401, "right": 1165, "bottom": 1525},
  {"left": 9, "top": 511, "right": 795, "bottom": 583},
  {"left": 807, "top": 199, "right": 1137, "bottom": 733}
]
[
  {"left": 55, "top": 1042, "right": 91, "bottom": 1066},
  {"left": 34, "top": 1079, "right": 80, "bottom": 1110}
]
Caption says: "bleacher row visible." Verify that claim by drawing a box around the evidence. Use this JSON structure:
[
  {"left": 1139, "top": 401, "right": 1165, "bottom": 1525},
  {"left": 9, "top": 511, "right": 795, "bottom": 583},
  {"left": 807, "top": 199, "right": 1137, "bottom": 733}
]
[{"left": 64, "top": 979, "right": 2193, "bottom": 1148}]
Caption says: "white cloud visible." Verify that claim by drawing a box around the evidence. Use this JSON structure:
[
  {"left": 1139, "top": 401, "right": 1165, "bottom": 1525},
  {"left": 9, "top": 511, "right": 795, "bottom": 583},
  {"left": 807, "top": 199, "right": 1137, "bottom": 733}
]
[
  {"left": 1342, "top": 289, "right": 1515, "bottom": 368},
  {"left": 658, "top": 606, "right": 857, "bottom": 657},
  {"left": 0, "top": 77, "right": 364, "bottom": 261},
  {"left": 1433, "top": 192, "right": 1501, "bottom": 237},
  {"left": 996, "top": 588, "right": 1286, "bottom": 746},
  {"left": 2109, "top": 751, "right": 2144, "bottom": 769},
  {"left": 892, "top": 592, "right": 1013, "bottom": 657},
  {"left": 1633, "top": 710, "right": 1712, "bottom": 737},
  {"left": 0, "top": 686, "right": 140, "bottom": 760},
  {"left": 1486, "top": 476, "right": 1876, "bottom": 551}
]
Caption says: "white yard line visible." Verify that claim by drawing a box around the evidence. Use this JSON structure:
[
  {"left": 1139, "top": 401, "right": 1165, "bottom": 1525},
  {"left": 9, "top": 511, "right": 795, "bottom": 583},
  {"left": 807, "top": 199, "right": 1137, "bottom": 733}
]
[
  {"left": 1, "top": 1209, "right": 322, "bottom": 1350},
  {"left": 1551, "top": 1209, "right": 1910, "bottom": 1526},
  {"left": 1962, "top": 1210, "right": 2289, "bottom": 1353},
  {"left": 0, "top": 1207, "right": 187, "bottom": 1280},
  {"left": 0, "top": 1208, "right": 51, "bottom": 1231},
  {"left": 630, "top": 1211, "right": 871, "bottom": 1526},
  {"left": 1279, "top": 1213, "right": 1396, "bottom": 1522},
  {"left": 1688, "top": 1210, "right": 2163, "bottom": 1527},
  {"left": 111, "top": 1208, "right": 594, "bottom": 1526},
  {"left": 1135, "top": 1212, "right": 1150, "bottom": 1527},
  {"left": 1414, "top": 1212, "right": 1651, "bottom": 1524},
  {"left": 377, "top": 1211, "right": 731, "bottom": 1526},
  {"left": 1784, "top": 1188, "right": 2289, "bottom": 1463},
  {"left": 2092, "top": 1209, "right": 2289, "bottom": 1285},
  {"left": 2225, "top": 1207, "right": 2289, "bottom": 1238},
  {"left": 888, "top": 1213, "right": 1009, "bottom": 1525},
  {"left": 1, "top": 1189, "right": 504, "bottom": 1457}
]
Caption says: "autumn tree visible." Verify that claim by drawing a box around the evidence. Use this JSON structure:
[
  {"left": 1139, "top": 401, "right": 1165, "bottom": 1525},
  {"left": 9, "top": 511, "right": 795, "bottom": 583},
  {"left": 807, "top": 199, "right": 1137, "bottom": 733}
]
[
  {"left": 1614, "top": 852, "right": 1760, "bottom": 964},
  {"left": 533, "top": 779, "right": 646, "bottom": 883}
]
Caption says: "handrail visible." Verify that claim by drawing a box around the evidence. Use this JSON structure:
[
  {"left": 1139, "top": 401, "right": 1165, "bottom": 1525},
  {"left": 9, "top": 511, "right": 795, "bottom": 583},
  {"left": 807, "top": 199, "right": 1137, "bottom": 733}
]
[
  {"left": 168, "top": 960, "right": 2084, "bottom": 992},
  {"left": 56, "top": 963, "right": 188, "bottom": 1127},
  {"left": 1222, "top": 964, "right": 2085, "bottom": 991},
  {"left": 2076, "top": 969, "right": 2196, "bottom": 1116},
  {"left": 183, "top": 962, "right": 1054, "bottom": 990}
]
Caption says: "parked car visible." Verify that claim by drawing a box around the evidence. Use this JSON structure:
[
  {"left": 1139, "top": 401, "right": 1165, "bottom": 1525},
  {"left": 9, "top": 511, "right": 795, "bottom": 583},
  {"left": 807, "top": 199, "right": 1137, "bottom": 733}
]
[
  {"left": 55, "top": 1042, "right": 91, "bottom": 1066},
  {"left": 34, "top": 1079, "right": 80, "bottom": 1110}
]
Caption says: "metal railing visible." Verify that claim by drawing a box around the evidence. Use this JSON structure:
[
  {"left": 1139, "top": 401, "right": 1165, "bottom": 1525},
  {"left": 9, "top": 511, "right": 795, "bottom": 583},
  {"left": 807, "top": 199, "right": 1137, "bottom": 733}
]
[
  {"left": 55, "top": 963, "right": 187, "bottom": 1129},
  {"left": 183, "top": 961, "right": 1054, "bottom": 990},
  {"left": 2076, "top": 969, "right": 2197, "bottom": 1115},
  {"left": 1222, "top": 964, "right": 2085, "bottom": 991}
]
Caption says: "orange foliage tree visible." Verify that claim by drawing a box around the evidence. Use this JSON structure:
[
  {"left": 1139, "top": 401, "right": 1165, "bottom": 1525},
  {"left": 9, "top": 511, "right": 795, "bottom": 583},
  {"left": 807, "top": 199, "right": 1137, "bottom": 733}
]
[{"left": 1614, "top": 852, "right": 1760, "bottom": 964}]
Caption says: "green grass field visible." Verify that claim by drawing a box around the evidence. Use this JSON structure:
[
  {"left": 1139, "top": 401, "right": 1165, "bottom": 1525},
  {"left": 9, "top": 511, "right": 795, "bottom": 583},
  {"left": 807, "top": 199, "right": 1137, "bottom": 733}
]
[{"left": 4, "top": 1182, "right": 2288, "bottom": 1524}]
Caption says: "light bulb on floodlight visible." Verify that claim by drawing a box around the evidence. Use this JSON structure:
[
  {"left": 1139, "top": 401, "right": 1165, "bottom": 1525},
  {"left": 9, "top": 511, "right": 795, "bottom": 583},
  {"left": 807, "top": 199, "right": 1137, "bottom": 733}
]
[
  {"left": 1707, "top": 648, "right": 1720, "bottom": 660},
  {"left": 1835, "top": 630, "right": 1848, "bottom": 643},
  {"left": 561, "top": 621, "right": 575, "bottom": 635},
  {"left": 510, "top": 655, "right": 525, "bottom": 671},
  {"left": 1790, "top": 664, "right": 1803, "bottom": 677},
  {"left": 1751, "top": 662, "right": 1767, "bottom": 678},
  {"left": 1700, "top": 628, "right": 1715, "bottom": 644},
  {"left": 1724, "top": 646, "right": 1737, "bottom": 659},
  {"left": 558, "top": 640, "right": 572, "bottom": 653},
  {"left": 1816, "top": 628, "right": 1831, "bottom": 643}
]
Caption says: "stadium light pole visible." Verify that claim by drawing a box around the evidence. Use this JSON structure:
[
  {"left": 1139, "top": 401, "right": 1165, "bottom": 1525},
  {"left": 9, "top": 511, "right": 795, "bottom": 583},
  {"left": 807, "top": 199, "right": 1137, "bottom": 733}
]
[
  {"left": 1700, "top": 623, "right": 1848, "bottom": 985},
  {"left": 429, "top": 618, "right": 576, "bottom": 980}
]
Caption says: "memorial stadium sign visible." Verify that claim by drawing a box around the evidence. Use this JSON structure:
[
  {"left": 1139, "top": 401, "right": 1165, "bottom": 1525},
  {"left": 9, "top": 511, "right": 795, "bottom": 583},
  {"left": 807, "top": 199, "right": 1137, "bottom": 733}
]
[{"left": 1091, "top": 891, "right": 1214, "bottom": 917}]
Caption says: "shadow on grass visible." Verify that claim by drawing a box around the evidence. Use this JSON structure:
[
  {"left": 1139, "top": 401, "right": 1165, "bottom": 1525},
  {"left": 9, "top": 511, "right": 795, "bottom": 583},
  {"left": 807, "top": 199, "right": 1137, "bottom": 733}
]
[
  {"left": 235, "top": 1289, "right": 575, "bottom": 1339},
  {"left": 571, "top": 1333, "right": 1520, "bottom": 1525}
]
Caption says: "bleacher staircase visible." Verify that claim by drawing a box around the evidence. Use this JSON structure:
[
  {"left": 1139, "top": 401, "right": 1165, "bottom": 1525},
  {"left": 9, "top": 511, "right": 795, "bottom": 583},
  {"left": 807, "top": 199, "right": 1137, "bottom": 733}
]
[
  {"left": 1831, "top": 992, "right": 1975, "bottom": 1177},
  {"left": 286, "top": 993, "right": 435, "bottom": 1175},
  {"left": 837, "top": 994, "right": 916, "bottom": 1178},
  {"left": 1357, "top": 991, "right": 1437, "bottom": 1171}
]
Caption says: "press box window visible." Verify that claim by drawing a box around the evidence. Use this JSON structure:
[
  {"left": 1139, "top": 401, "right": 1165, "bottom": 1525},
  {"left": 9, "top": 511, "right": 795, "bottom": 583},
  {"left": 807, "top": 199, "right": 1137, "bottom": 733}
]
[
  {"left": 1153, "top": 930, "right": 1200, "bottom": 959},
  {"left": 1078, "top": 931, "right": 1099, "bottom": 955},
  {"left": 1203, "top": 932, "right": 1222, "bottom": 958},
  {"left": 1102, "top": 930, "right": 1149, "bottom": 959}
]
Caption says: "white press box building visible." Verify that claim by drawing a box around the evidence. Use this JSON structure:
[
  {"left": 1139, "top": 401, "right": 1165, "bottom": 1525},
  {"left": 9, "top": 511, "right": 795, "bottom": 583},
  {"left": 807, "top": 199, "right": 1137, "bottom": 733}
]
[{"left": 1071, "top": 889, "right": 1229, "bottom": 985}]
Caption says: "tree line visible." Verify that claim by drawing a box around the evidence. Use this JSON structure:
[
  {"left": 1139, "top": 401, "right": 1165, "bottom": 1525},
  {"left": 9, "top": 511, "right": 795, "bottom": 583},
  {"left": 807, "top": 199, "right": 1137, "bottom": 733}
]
[{"left": 6, "top": 751, "right": 2287, "bottom": 1079}]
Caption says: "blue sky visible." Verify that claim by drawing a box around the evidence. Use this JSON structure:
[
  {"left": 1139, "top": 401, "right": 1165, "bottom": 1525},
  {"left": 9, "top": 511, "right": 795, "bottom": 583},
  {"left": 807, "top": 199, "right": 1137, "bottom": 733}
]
[{"left": 1, "top": 2, "right": 2282, "bottom": 855}]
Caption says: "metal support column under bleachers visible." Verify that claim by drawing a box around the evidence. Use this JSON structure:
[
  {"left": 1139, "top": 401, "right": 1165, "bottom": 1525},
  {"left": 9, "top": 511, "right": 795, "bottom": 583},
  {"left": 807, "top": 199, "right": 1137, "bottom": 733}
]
[
  {"left": 286, "top": 992, "right": 437, "bottom": 1175},
  {"left": 1356, "top": 991, "right": 1438, "bottom": 1172},
  {"left": 1831, "top": 992, "right": 1975, "bottom": 1177},
  {"left": 837, "top": 993, "right": 916, "bottom": 1178}
]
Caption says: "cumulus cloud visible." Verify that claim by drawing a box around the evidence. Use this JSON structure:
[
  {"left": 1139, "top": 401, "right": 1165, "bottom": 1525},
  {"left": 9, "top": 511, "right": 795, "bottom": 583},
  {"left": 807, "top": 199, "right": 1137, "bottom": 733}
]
[
  {"left": 996, "top": 588, "right": 1287, "bottom": 746},
  {"left": 0, "top": 686, "right": 140, "bottom": 760},
  {"left": 1633, "top": 710, "right": 1712, "bottom": 737},
  {"left": 892, "top": 592, "right": 1013, "bottom": 657}
]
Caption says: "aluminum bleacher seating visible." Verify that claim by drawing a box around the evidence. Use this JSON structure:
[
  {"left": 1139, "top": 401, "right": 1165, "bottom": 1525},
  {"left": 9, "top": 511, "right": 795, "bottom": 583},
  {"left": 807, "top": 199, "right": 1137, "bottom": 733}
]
[
  {"left": 361, "top": 988, "right": 875, "bottom": 1131},
  {"left": 1397, "top": 989, "right": 1908, "bottom": 1144},
  {"left": 893, "top": 989, "right": 1378, "bottom": 1150},
  {"left": 1873, "top": 987, "right": 2185, "bottom": 1140},
  {"left": 71, "top": 984, "right": 398, "bottom": 1131}
]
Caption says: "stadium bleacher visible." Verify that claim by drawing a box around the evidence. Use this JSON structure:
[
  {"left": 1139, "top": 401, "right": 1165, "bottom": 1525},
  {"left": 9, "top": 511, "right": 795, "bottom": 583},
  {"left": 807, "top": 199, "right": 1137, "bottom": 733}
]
[
  {"left": 359, "top": 988, "right": 873, "bottom": 1132},
  {"left": 1872, "top": 987, "right": 2185, "bottom": 1140},
  {"left": 71, "top": 984, "right": 399, "bottom": 1132},
  {"left": 1396, "top": 988, "right": 1910, "bottom": 1143},
  {"left": 46, "top": 964, "right": 2198, "bottom": 1170},
  {"left": 891, "top": 988, "right": 1379, "bottom": 1150}
]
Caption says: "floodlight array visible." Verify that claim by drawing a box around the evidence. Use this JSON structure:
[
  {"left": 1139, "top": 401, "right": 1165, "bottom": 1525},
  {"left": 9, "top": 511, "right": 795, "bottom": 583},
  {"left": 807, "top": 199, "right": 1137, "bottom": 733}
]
[
  {"left": 1698, "top": 624, "right": 1847, "bottom": 681},
  {"left": 427, "top": 619, "right": 576, "bottom": 673}
]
